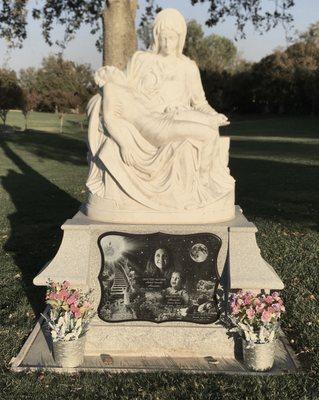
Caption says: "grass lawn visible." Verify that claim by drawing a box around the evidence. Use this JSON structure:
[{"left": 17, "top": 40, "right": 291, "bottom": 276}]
[{"left": 0, "top": 111, "right": 318, "bottom": 399}]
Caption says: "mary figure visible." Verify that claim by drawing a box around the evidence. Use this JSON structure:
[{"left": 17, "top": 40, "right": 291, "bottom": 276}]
[{"left": 84, "top": 8, "right": 235, "bottom": 224}]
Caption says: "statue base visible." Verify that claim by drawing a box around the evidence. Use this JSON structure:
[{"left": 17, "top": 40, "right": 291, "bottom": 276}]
[
  {"left": 83, "top": 191, "right": 235, "bottom": 225},
  {"left": 33, "top": 206, "right": 284, "bottom": 359}
]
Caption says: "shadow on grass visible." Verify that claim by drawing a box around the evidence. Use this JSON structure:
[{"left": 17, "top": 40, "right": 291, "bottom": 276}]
[
  {"left": 231, "top": 139, "right": 319, "bottom": 164},
  {"left": 1, "top": 129, "right": 87, "bottom": 166},
  {"left": 1, "top": 140, "right": 80, "bottom": 315},
  {"left": 0, "top": 123, "right": 318, "bottom": 315},
  {"left": 223, "top": 115, "right": 319, "bottom": 139},
  {"left": 231, "top": 154, "right": 319, "bottom": 231}
]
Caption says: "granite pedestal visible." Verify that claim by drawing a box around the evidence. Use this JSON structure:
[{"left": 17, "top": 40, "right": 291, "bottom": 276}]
[{"left": 30, "top": 206, "right": 283, "bottom": 360}]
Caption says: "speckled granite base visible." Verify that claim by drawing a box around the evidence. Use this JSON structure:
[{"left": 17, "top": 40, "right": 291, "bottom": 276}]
[
  {"left": 32, "top": 206, "right": 284, "bottom": 359},
  {"left": 85, "top": 321, "right": 235, "bottom": 358}
]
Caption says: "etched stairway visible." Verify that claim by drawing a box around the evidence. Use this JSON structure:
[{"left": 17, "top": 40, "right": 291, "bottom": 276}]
[{"left": 110, "top": 260, "right": 130, "bottom": 299}]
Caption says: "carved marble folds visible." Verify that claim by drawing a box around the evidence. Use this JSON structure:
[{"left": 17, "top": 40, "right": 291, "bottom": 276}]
[{"left": 83, "top": 8, "right": 235, "bottom": 224}]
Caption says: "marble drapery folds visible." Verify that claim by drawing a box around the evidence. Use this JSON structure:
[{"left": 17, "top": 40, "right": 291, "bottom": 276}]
[{"left": 84, "top": 9, "right": 235, "bottom": 224}]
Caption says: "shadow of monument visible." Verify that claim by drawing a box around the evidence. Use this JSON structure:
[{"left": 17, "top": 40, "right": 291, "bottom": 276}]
[
  {"left": 230, "top": 140, "right": 319, "bottom": 232},
  {"left": 1, "top": 125, "right": 317, "bottom": 318},
  {"left": 1, "top": 140, "right": 81, "bottom": 315},
  {"left": 1, "top": 129, "right": 87, "bottom": 166}
]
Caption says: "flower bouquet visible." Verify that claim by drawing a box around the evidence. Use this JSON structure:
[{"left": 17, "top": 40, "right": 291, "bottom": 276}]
[
  {"left": 43, "top": 280, "right": 94, "bottom": 368},
  {"left": 230, "top": 290, "right": 285, "bottom": 371}
]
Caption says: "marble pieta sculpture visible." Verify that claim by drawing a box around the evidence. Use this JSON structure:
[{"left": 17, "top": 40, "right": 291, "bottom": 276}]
[{"left": 84, "top": 8, "right": 235, "bottom": 224}]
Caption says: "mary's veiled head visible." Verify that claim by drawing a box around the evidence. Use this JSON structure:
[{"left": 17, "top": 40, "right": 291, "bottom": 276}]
[{"left": 152, "top": 8, "right": 187, "bottom": 56}]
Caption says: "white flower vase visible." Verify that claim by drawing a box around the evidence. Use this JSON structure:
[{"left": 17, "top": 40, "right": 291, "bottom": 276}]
[
  {"left": 242, "top": 339, "right": 276, "bottom": 372},
  {"left": 53, "top": 335, "right": 86, "bottom": 368}
]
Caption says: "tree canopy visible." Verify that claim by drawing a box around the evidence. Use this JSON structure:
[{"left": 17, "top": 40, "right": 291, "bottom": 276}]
[
  {"left": 0, "top": 0, "right": 296, "bottom": 63},
  {"left": 0, "top": 69, "right": 23, "bottom": 125},
  {"left": 252, "top": 41, "right": 319, "bottom": 114},
  {"left": 184, "top": 21, "right": 237, "bottom": 72},
  {"left": 299, "top": 21, "right": 319, "bottom": 47},
  {"left": 20, "top": 56, "right": 93, "bottom": 112}
]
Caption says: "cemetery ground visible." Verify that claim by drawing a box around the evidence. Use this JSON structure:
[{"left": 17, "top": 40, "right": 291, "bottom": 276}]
[{"left": 0, "top": 111, "right": 318, "bottom": 400}]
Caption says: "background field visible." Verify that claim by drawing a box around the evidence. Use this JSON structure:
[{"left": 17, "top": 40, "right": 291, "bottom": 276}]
[{"left": 0, "top": 112, "right": 318, "bottom": 399}]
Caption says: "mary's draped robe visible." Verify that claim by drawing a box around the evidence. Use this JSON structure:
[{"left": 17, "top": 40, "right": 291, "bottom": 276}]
[{"left": 84, "top": 51, "right": 235, "bottom": 224}]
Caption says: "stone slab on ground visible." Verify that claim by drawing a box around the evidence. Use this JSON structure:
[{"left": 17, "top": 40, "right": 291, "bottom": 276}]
[{"left": 10, "top": 317, "right": 300, "bottom": 375}]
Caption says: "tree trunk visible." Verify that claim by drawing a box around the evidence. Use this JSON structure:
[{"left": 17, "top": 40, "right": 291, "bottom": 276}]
[
  {"left": 59, "top": 114, "right": 64, "bottom": 133},
  {"left": 0, "top": 110, "right": 8, "bottom": 126},
  {"left": 102, "top": 0, "right": 138, "bottom": 69}
]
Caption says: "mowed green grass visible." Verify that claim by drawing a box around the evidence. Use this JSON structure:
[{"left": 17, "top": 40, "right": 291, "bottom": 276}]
[{"left": 0, "top": 111, "right": 318, "bottom": 399}]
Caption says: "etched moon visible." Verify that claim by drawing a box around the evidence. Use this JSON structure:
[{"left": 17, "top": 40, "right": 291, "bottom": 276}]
[{"left": 189, "top": 243, "right": 208, "bottom": 263}]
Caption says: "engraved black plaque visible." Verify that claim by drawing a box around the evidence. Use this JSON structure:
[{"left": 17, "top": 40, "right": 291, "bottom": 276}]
[{"left": 98, "top": 232, "right": 221, "bottom": 324}]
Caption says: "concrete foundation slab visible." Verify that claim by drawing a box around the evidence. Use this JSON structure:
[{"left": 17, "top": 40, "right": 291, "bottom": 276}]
[{"left": 10, "top": 316, "right": 299, "bottom": 375}]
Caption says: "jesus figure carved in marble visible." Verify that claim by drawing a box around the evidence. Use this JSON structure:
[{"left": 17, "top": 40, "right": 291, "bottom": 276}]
[{"left": 84, "top": 8, "right": 235, "bottom": 224}]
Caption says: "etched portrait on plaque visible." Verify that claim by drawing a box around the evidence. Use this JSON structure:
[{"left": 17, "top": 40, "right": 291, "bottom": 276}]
[{"left": 98, "top": 232, "right": 221, "bottom": 324}]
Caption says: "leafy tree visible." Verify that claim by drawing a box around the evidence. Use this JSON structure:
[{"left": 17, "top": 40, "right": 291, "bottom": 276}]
[
  {"left": 192, "top": 37, "right": 319, "bottom": 116},
  {"left": 252, "top": 41, "right": 319, "bottom": 114},
  {"left": 184, "top": 20, "right": 237, "bottom": 73},
  {"left": 0, "top": 0, "right": 296, "bottom": 68},
  {"left": 299, "top": 21, "right": 319, "bottom": 47},
  {"left": 21, "top": 89, "right": 40, "bottom": 130},
  {"left": 0, "top": 69, "right": 23, "bottom": 126},
  {"left": 19, "top": 67, "right": 38, "bottom": 92},
  {"left": 31, "top": 55, "right": 95, "bottom": 132},
  {"left": 183, "top": 20, "right": 205, "bottom": 62},
  {"left": 202, "top": 35, "right": 237, "bottom": 72},
  {"left": 20, "top": 67, "right": 41, "bottom": 130}
]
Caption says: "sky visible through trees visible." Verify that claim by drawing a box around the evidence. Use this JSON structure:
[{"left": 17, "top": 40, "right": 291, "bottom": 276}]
[{"left": 1, "top": 0, "right": 319, "bottom": 72}]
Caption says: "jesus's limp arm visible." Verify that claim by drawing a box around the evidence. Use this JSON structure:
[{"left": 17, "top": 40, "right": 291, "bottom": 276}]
[{"left": 103, "top": 79, "right": 219, "bottom": 152}]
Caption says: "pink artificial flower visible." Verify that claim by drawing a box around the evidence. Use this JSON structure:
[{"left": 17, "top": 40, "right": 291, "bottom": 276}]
[
  {"left": 48, "top": 292, "right": 59, "bottom": 300},
  {"left": 272, "top": 291, "right": 280, "bottom": 300},
  {"left": 70, "top": 305, "right": 82, "bottom": 318},
  {"left": 59, "top": 289, "right": 69, "bottom": 300},
  {"left": 261, "top": 310, "right": 272, "bottom": 323},
  {"left": 265, "top": 295, "right": 274, "bottom": 305},
  {"left": 56, "top": 291, "right": 67, "bottom": 301},
  {"left": 246, "top": 308, "right": 255, "bottom": 320},
  {"left": 271, "top": 303, "right": 281, "bottom": 313},
  {"left": 267, "top": 306, "right": 277, "bottom": 315},
  {"left": 67, "top": 295, "right": 77, "bottom": 305},
  {"left": 230, "top": 301, "right": 236, "bottom": 309},
  {"left": 231, "top": 305, "right": 240, "bottom": 315},
  {"left": 73, "top": 290, "right": 80, "bottom": 300},
  {"left": 237, "top": 298, "right": 244, "bottom": 306},
  {"left": 280, "top": 305, "right": 286, "bottom": 312},
  {"left": 255, "top": 303, "right": 266, "bottom": 313},
  {"left": 253, "top": 298, "right": 261, "bottom": 306},
  {"left": 244, "top": 296, "right": 252, "bottom": 306},
  {"left": 230, "top": 298, "right": 236, "bottom": 308}
]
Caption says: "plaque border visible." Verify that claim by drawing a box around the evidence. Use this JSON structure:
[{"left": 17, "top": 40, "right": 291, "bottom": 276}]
[{"left": 97, "top": 231, "right": 222, "bottom": 324}]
